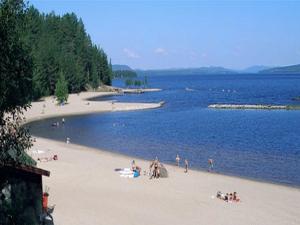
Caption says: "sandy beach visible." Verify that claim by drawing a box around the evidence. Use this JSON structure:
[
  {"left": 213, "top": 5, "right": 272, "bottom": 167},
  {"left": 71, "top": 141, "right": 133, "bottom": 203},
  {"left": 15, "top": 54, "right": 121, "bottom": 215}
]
[{"left": 26, "top": 92, "right": 300, "bottom": 225}]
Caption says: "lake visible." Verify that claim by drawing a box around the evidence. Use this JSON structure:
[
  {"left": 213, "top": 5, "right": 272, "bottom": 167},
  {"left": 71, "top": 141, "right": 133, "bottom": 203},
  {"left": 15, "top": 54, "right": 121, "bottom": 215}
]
[{"left": 28, "top": 74, "right": 300, "bottom": 187}]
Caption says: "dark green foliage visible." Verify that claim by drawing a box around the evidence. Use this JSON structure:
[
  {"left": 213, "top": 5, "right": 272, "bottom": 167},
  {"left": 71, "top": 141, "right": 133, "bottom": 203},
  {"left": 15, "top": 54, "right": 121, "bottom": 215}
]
[
  {"left": 0, "top": 115, "right": 35, "bottom": 166},
  {"left": 0, "top": 0, "right": 35, "bottom": 166},
  {"left": 0, "top": 0, "right": 33, "bottom": 117},
  {"left": 55, "top": 72, "right": 69, "bottom": 104},
  {"left": 22, "top": 6, "right": 112, "bottom": 99},
  {"left": 113, "top": 70, "right": 137, "bottom": 79},
  {"left": 124, "top": 78, "right": 148, "bottom": 88},
  {"left": 125, "top": 79, "right": 133, "bottom": 87},
  {"left": 134, "top": 80, "right": 142, "bottom": 87}
]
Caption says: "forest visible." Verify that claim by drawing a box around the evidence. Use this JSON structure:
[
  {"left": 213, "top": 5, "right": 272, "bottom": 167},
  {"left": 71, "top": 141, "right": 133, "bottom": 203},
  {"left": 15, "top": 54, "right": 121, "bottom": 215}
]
[{"left": 21, "top": 5, "right": 112, "bottom": 99}]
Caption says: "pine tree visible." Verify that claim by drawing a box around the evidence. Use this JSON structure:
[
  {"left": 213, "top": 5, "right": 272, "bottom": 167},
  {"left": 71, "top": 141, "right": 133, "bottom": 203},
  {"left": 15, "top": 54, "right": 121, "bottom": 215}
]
[{"left": 55, "top": 72, "right": 69, "bottom": 104}]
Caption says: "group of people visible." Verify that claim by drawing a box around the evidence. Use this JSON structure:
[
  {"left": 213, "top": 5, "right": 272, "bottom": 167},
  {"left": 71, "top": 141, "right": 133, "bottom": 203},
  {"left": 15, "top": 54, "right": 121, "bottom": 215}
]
[
  {"left": 51, "top": 118, "right": 65, "bottom": 127},
  {"left": 217, "top": 191, "right": 240, "bottom": 202},
  {"left": 130, "top": 157, "right": 166, "bottom": 179},
  {"left": 175, "top": 154, "right": 214, "bottom": 173},
  {"left": 176, "top": 154, "right": 189, "bottom": 173},
  {"left": 149, "top": 157, "right": 161, "bottom": 179}
]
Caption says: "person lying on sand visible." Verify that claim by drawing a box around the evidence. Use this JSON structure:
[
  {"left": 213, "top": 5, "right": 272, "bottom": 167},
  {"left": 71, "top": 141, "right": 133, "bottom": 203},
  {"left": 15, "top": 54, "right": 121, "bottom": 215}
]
[{"left": 38, "top": 155, "right": 58, "bottom": 162}]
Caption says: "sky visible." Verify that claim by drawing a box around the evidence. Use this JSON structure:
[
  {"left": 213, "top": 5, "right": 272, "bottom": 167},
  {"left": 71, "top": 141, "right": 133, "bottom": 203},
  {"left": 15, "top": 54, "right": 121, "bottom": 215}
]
[{"left": 29, "top": 0, "right": 300, "bottom": 70}]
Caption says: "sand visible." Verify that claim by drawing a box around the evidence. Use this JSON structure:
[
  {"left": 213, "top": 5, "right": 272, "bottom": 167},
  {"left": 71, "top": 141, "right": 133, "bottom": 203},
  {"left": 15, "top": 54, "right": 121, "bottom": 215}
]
[
  {"left": 23, "top": 92, "right": 162, "bottom": 123},
  {"left": 26, "top": 92, "right": 300, "bottom": 225}
]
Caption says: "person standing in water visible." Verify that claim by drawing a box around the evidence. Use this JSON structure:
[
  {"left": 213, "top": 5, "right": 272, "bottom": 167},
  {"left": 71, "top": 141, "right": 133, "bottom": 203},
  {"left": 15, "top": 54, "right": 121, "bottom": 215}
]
[
  {"left": 175, "top": 154, "right": 180, "bottom": 167},
  {"left": 184, "top": 159, "right": 189, "bottom": 173},
  {"left": 208, "top": 159, "right": 214, "bottom": 172}
]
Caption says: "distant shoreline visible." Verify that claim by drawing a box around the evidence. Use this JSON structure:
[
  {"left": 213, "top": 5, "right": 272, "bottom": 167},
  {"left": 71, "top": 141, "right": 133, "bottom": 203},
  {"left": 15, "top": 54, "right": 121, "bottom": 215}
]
[{"left": 208, "top": 104, "right": 300, "bottom": 110}]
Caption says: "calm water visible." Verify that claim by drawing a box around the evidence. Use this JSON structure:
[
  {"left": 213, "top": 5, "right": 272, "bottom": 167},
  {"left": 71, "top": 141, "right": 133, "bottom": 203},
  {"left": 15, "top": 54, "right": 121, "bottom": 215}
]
[{"left": 28, "top": 74, "right": 300, "bottom": 187}]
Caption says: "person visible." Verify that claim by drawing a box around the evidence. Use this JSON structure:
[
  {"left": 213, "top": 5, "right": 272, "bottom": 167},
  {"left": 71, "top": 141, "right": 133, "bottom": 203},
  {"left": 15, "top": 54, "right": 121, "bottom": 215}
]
[
  {"left": 131, "top": 160, "right": 136, "bottom": 171},
  {"left": 153, "top": 159, "right": 160, "bottom": 178},
  {"left": 131, "top": 160, "right": 141, "bottom": 177},
  {"left": 149, "top": 157, "right": 160, "bottom": 178},
  {"left": 233, "top": 192, "right": 240, "bottom": 202},
  {"left": 38, "top": 155, "right": 58, "bottom": 162},
  {"left": 62, "top": 118, "right": 65, "bottom": 125},
  {"left": 184, "top": 159, "right": 188, "bottom": 173},
  {"left": 51, "top": 122, "right": 59, "bottom": 127},
  {"left": 229, "top": 193, "right": 233, "bottom": 201},
  {"left": 224, "top": 193, "right": 229, "bottom": 202},
  {"left": 176, "top": 154, "right": 180, "bottom": 167},
  {"left": 216, "top": 191, "right": 225, "bottom": 200},
  {"left": 149, "top": 160, "right": 154, "bottom": 178},
  {"left": 66, "top": 137, "right": 70, "bottom": 144},
  {"left": 111, "top": 101, "right": 115, "bottom": 111},
  {"left": 42, "top": 192, "right": 49, "bottom": 212},
  {"left": 208, "top": 159, "right": 214, "bottom": 172}
]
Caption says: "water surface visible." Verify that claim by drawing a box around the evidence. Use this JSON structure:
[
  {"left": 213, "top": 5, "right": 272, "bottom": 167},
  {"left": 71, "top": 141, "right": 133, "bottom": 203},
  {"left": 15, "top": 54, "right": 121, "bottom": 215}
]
[{"left": 28, "top": 74, "right": 300, "bottom": 187}]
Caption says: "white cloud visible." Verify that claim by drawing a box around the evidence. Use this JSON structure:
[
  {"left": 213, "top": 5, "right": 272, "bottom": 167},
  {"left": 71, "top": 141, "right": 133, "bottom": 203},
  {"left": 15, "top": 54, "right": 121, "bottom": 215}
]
[
  {"left": 123, "top": 48, "right": 140, "bottom": 59},
  {"left": 154, "top": 47, "right": 168, "bottom": 55}
]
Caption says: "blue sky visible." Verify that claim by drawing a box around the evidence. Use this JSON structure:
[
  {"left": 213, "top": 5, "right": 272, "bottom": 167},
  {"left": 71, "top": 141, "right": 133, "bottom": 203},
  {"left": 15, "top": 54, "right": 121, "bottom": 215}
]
[{"left": 29, "top": 0, "right": 300, "bottom": 70}]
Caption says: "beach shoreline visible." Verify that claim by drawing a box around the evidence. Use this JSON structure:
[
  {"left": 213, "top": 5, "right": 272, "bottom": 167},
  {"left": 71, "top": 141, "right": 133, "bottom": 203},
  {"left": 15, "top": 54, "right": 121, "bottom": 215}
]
[
  {"left": 31, "top": 136, "right": 300, "bottom": 190},
  {"left": 26, "top": 91, "right": 300, "bottom": 225},
  {"left": 23, "top": 91, "right": 163, "bottom": 124}
]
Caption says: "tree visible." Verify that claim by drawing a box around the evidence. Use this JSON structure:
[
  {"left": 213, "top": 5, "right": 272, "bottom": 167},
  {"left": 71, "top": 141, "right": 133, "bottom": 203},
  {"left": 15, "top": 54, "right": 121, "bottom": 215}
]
[
  {"left": 0, "top": 0, "right": 35, "bottom": 166},
  {"left": 55, "top": 72, "right": 69, "bottom": 104},
  {"left": 113, "top": 70, "right": 137, "bottom": 79},
  {"left": 134, "top": 80, "right": 142, "bottom": 87},
  {"left": 125, "top": 79, "right": 133, "bottom": 88}
]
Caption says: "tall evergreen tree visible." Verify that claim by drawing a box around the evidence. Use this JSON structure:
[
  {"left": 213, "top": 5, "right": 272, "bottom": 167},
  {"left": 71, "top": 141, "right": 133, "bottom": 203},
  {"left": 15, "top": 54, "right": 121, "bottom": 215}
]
[{"left": 55, "top": 72, "right": 69, "bottom": 104}]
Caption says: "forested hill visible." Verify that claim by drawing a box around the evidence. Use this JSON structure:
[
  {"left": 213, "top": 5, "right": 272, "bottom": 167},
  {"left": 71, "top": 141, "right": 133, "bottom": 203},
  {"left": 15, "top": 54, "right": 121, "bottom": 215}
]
[
  {"left": 259, "top": 64, "right": 300, "bottom": 74},
  {"left": 22, "top": 6, "right": 112, "bottom": 99},
  {"left": 136, "top": 66, "right": 236, "bottom": 76},
  {"left": 112, "top": 64, "right": 133, "bottom": 71}
]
